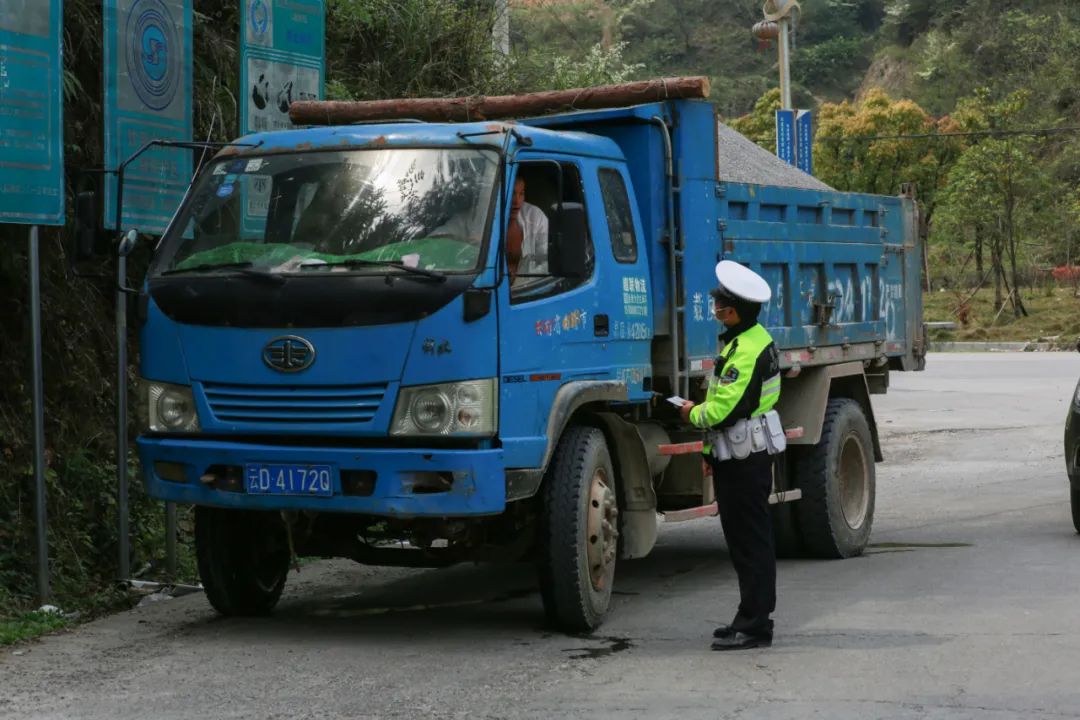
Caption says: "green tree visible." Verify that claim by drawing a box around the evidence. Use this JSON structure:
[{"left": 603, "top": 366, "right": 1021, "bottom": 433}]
[
  {"left": 934, "top": 91, "right": 1056, "bottom": 317},
  {"left": 727, "top": 87, "right": 781, "bottom": 149},
  {"left": 325, "top": 0, "right": 500, "bottom": 99},
  {"left": 529, "top": 41, "right": 643, "bottom": 90},
  {"left": 813, "top": 87, "right": 964, "bottom": 248}
]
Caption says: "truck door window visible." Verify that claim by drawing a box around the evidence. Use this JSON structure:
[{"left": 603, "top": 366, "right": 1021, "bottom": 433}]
[
  {"left": 510, "top": 161, "right": 594, "bottom": 304},
  {"left": 598, "top": 167, "right": 637, "bottom": 264}
]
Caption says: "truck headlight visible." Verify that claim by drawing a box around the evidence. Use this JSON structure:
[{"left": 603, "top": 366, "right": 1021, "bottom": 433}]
[
  {"left": 391, "top": 379, "right": 497, "bottom": 437},
  {"left": 140, "top": 381, "right": 200, "bottom": 433}
]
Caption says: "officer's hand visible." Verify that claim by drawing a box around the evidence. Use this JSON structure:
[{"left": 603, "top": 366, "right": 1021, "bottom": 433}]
[{"left": 679, "top": 401, "right": 695, "bottom": 424}]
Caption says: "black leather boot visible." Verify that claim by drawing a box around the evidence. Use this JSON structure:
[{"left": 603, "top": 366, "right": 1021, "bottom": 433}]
[
  {"left": 712, "top": 624, "right": 736, "bottom": 639},
  {"left": 710, "top": 632, "right": 772, "bottom": 651}
]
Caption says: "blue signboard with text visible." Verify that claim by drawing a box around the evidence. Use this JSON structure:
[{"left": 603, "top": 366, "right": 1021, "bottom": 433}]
[
  {"left": 0, "top": 0, "right": 65, "bottom": 225},
  {"left": 796, "top": 109, "right": 813, "bottom": 176},
  {"left": 240, "top": 0, "right": 325, "bottom": 236},
  {"left": 775, "top": 109, "right": 795, "bottom": 166},
  {"left": 104, "top": 0, "right": 193, "bottom": 234}
]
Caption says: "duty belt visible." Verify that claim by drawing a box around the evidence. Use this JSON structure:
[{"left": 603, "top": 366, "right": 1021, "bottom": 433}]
[{"left": 708, "top": 409, "right": 786, "bottom": 461}]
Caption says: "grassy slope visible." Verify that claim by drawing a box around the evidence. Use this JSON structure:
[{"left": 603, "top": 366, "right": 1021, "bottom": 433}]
[
  {"left": 0, "top": 611, "right": 69, "bottom": 646},
  {"left": 924, "top": 288, "right": 1080, "bottom": 344}
]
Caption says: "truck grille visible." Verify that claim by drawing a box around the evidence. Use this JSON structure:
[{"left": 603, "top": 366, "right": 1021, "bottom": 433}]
[{"left": 202, "top": 383, "right": 387, "bottom": 425}]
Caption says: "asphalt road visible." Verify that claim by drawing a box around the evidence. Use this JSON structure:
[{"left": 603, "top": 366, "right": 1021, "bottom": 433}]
[{"left": 3, "top": 353, "right": 1080, "bottom": 720}]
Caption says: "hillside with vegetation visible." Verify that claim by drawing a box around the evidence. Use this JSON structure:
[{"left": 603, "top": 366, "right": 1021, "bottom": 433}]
[{"left": 2, "top": 0, "right": 1079, "bottom": 634}]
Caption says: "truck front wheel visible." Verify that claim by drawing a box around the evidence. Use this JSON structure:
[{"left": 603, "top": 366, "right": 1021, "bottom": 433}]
[
  {"left": 195, "top": 507, "right": 291, "bottom": 616},
  {"left": 796, "top": 398, "right": 876, "bottom": 558},
  {"left": 537, "top": 426, "right": 619, "bottom": 633}
]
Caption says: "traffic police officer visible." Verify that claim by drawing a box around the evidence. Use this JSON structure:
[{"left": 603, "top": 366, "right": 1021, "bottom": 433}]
[{"left": 679, "top": 260, "right": 784, "bottom": 651}]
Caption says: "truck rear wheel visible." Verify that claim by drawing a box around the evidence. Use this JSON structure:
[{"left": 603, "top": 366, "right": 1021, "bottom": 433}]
[
  {"left": 771, "top": 501, "right": 803, "bottom": 558},
  {"left": 796, "top": 398, "right": 875, "bottom": 558},
  {"left": 771, "top": 453, "right": 803, "bottom": 558},
  {"left": 195, "top": 507, "right": 291, "bottom": 616},
  {"left": 537, "top": 426, "right": 619, "bottom": 633},
  {"left": 1071, "top": 486, "right": 1080, "bottom": 535}
]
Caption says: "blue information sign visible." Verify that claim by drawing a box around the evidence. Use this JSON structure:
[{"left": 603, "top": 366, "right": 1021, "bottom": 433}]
[
  {"left": 0, "top": 0, "right": 65, "bottom": 225},
  {"left": 104, "top": 0, "right": 192, "bottom": 234},
  {"left": 796, "top": 109, "right": 813, "bottom": 176},
  {"left": 240, "top": 0, "right": 325, "bottom": 236},
  {"left": 775, "top": 109, "right": 795, "bottom": 166}
]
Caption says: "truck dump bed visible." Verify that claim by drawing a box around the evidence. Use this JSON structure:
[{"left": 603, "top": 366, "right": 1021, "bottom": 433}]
[{"left": 713, "top": 121, "right": 924, "bottom": 371}]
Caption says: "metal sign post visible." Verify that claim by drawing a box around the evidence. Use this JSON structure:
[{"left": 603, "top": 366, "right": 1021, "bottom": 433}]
[
  {"left": 29, "top": 226, "right": 49, "bottom": 601},
  {"left": 777, "top": 13, "right": 792, "bottom": 110},
  {"left": 116, "top": 248, "right": 130, "bottom": 581},
  {"left": 1, "top": 0, "right": 66, "bottom": 603},
  {"left": 762, "top": 0, "right": 799, "bottom": 110},
  {"left": 758, "top": 1, "right": 801, "bottom": 164}
]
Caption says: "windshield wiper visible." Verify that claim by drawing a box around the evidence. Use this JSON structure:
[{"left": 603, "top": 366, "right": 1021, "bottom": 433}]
[
  {"left": 303, "top": 258, "right": 447, "bottom": 282},
  {"left": 161, "top": 261, "right": 255, "bottom": 276},
  {"left": 160, "top": 261, "right": 286, "bottom": 285}
]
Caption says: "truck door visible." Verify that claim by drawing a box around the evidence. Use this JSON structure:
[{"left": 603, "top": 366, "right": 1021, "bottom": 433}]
[
  {"left": 497, "top": 158, "right": 609, "bottom": 470},
  {"left": 595, "top": 165, "right": 652, "bottom": 400}
]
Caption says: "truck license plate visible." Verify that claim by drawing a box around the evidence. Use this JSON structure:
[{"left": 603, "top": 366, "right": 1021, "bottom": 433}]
[{"left": 245, "top": 464, "right": 333, "bottom": 496}]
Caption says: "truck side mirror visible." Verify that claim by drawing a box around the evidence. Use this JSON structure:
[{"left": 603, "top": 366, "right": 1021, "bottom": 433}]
[
  {"left": 548, "top": 203, "right": 589, "bottom": 279},
  {"left": 73, "top": 190, "right": 106, "bottom": 261},
  {"left": 118, "top": 228, "right": 139, "bottom": 257}
]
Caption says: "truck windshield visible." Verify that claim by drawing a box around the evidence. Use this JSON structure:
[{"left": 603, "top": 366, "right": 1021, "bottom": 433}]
[{"left": 152, "top": 147, "right": 499, "bottom": 277}]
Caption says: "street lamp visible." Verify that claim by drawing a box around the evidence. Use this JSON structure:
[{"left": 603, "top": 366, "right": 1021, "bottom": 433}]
[{"left": 753, "top": 0, "right": 800, "bottom": 110}]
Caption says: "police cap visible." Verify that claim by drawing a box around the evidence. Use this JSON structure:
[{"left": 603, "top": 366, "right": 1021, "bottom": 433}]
[{"left": 712, "top": 260, "right": 772, "bottom": 304}]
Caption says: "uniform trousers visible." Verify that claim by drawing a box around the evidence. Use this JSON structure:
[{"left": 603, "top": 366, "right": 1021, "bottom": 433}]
[{"left": 708, "top": 450, "right": 776, "bottom": 636}]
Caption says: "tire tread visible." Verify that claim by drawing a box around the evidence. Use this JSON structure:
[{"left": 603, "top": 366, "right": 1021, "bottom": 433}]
[
  {"left": 796, "top": 398, "right": 874, "bottom": 559},
  {"left": 1071, "top": 486, "right": 1080, "bottom": 535},
  {"left": 538, "top": 425, "right": 613, "bottom": 632},
  {"left": 195, "top": 507, "right": 288, "bottom": 616}
]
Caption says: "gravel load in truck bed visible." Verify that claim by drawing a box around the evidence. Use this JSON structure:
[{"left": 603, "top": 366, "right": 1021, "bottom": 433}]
[{"left": 716, "top": 121, "right": 835, "bottom": 192}]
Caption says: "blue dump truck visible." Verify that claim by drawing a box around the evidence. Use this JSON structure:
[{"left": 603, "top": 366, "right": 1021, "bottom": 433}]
[{"left": 105, "top": 90, "right": 924, "bottom": 632}]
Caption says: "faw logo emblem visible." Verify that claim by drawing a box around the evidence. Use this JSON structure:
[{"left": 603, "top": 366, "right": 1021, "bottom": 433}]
[{"left": 263, "top": 336, "right": 316, "bottom": 373}]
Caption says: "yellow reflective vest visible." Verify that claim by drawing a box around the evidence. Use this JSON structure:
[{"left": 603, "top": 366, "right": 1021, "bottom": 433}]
[{"left": 689, "top": 323, "right": 781, "bottom": 451}]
